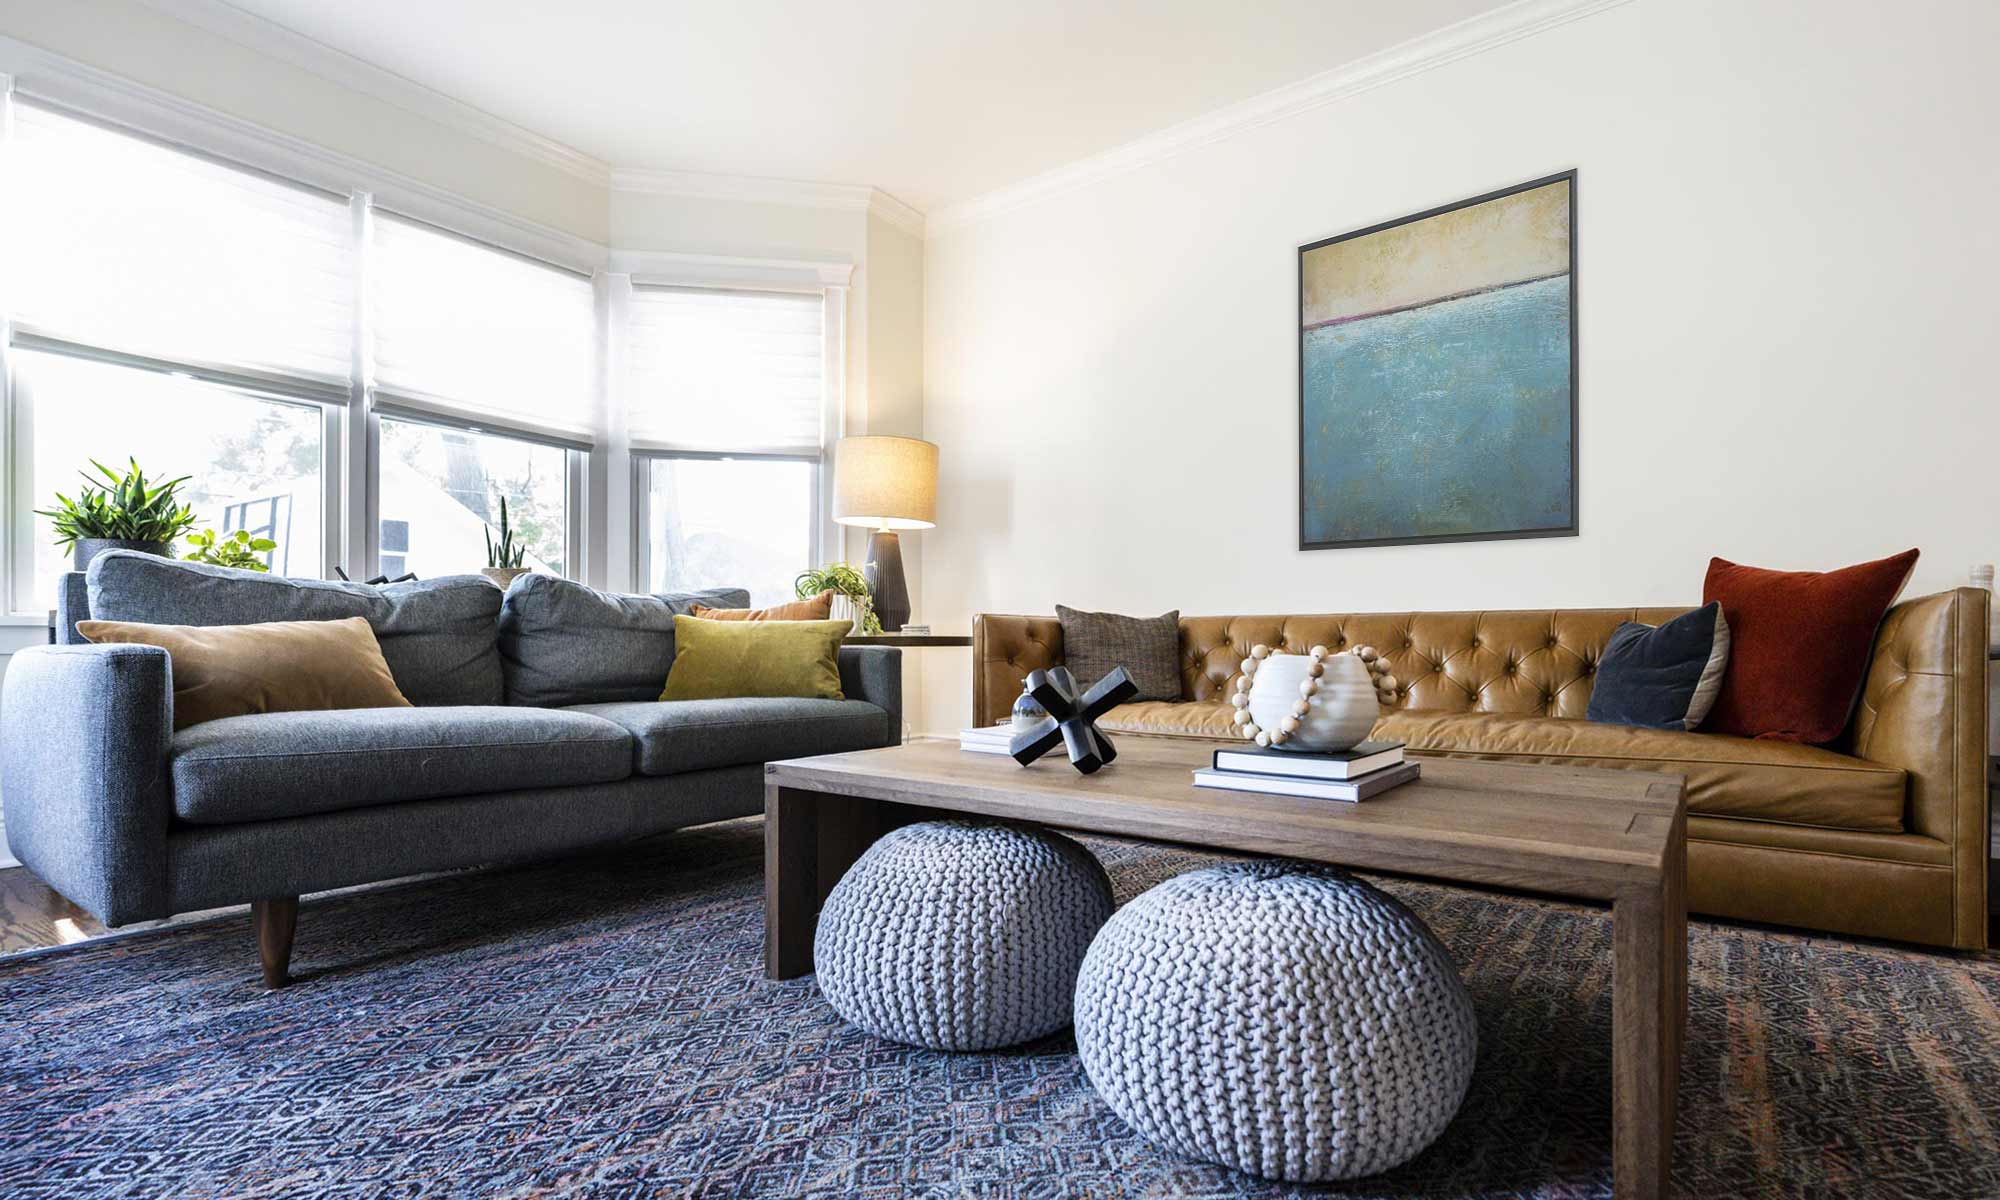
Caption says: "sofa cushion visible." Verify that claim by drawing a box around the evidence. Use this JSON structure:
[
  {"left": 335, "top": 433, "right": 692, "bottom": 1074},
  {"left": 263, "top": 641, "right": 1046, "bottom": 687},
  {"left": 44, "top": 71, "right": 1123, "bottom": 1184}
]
[
  {"left": 171, "top": 706, "right": 633, "bottom": 824},
  {"left": 1702, "top": 549, "right": 1919, "bottom": 743},
  {"left": 567, "top": 698, "right": 893, "bottom": 776},
  {"left": 498, "top": 575, "right": 748, "bottom": 707},
  {"left": 1374, "top": 710, "right": 1905, "bottom": 833},
  {"left": 1100, "top": 700, "right": 1241, "bottom": 739},
  {"left": 87, "top": 552, "right": 502, "bottom": 707},
  {"left": 79, "top": 616, "right": 411, "bottom": 730}
]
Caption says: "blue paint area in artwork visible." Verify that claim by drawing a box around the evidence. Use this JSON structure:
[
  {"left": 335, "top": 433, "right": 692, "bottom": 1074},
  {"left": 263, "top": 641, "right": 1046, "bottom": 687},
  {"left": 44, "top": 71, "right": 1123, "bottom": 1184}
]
[{"left": 1302, "top": 274, "right": 1572, "bottom": 545}]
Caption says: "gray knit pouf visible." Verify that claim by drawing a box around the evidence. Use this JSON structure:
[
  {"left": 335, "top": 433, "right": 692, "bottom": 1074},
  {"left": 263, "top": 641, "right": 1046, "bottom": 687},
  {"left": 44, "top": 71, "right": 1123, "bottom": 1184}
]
[
  {"left": 1073, "top": 861, "right": 1478, "bottom": 1182},
  {"left": 814, "top": 820, "right": 1114, "bottom": 1051}
]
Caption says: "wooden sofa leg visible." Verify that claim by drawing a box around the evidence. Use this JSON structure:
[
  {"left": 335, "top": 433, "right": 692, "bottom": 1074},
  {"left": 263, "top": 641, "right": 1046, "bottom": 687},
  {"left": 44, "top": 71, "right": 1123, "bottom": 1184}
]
[{"left": 253, "top": 897, "right": 298, "bottom": 988}]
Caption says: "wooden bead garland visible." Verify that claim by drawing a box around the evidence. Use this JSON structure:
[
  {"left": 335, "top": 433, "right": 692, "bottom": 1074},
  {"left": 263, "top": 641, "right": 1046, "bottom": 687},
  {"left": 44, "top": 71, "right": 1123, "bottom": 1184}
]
[{"left": 1232, "top": 643, "right": 1399, "bottom": 748}]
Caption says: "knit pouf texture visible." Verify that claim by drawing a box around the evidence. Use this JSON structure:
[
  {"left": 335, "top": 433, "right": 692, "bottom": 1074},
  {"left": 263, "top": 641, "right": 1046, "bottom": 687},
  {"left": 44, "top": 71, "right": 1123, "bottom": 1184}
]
[
  {"left": 813, "top": 820, "right": 1115, "bottom": 1051},
  {"left": 1073, "top": 860, "right": 1479, "bottom": 1182}
]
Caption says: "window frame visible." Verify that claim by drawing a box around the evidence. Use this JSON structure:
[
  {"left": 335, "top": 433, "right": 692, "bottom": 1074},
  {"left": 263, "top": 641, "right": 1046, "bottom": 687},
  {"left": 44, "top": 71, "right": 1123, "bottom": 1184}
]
[
  {"left": 5, "top": 340, "right": 343, "bottom": 611},
  {"left": 0, "top": 58, "right": 852, "bottom": 616},
  {"left": 620, "top": 274, "right": 847, "bottom": 601},
  {"left": 368, "top": 406, "right": 586, "bottom": 585},
  {"left": 630, "top": 449, "right": 824, "bottom": 602}
]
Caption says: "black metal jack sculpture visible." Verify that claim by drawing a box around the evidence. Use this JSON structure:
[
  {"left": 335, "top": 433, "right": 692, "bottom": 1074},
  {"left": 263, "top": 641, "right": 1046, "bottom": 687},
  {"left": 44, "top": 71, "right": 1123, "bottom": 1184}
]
[{"left": 1007, "top": 665, "right": 1138, "bottom": 775}]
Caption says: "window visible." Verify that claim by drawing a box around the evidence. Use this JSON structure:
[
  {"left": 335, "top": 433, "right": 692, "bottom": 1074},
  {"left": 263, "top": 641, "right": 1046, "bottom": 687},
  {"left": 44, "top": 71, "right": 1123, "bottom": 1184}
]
[
  {"left": 379, "top": 418, "right": 569, "bottom": 580},
  {"left": 370, "top": 214, "right": 597, "bottom": 440},
  {"left": 1, "top": 83, "right": 843, "bottom": 613},
  {"left": 628, "top": 287, "right": 828, "bottom": 603},
  {"left": 643, "top": 456, "right": 815, "bottom": 607},
  {"left": 6, "top": 101, "right": 354, "bottom": 387},
  {"left": 15, "top": 351, "right": 325, "bottom": 607}
]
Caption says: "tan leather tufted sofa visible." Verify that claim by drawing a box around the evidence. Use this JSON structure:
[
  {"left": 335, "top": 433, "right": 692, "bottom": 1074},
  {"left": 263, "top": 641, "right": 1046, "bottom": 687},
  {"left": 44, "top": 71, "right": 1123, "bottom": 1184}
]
[{"left": 972, "top": 589, "right": 1991, "bottom": 951}]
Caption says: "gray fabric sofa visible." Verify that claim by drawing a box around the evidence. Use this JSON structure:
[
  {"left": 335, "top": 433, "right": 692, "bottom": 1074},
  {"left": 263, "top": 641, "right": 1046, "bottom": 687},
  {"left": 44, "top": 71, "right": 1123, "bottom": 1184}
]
[{"left": 3, "top": 552, "right": 901, "bottom": 986}]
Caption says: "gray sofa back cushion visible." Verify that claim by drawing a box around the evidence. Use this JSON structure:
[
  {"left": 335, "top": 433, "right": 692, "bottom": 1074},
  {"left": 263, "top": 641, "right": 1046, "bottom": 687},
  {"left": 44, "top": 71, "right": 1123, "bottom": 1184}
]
[
  {"left": 85, "top": 551, "right": 503, "bottom": 707},
  {"left": 499, "top": 575, "right": 748, "bottom": 707}
]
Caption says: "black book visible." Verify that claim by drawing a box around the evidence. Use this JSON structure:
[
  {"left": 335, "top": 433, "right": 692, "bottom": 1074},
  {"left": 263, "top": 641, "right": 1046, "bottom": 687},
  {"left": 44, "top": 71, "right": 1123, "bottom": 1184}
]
[{"left": 1210, "top": 740, "right": 1405, "bottom": 781}]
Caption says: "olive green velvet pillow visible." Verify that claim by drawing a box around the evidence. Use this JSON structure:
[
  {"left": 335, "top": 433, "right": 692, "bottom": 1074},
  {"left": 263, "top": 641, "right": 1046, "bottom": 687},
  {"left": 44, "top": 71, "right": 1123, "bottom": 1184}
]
[{"left": 659, "top": 615, "right": 847, "bottom": 701}]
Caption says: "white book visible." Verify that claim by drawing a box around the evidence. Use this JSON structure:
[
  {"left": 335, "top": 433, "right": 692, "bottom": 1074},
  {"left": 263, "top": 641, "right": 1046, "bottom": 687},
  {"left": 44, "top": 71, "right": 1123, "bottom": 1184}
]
[
  {"left": 1191, "top": 761, "right": 1420, "bottom": 803},
  {"left": 959, "top": 724, "right": 1017, "bottom": 754},
  {"left": 1211, "top": 740, "right": 1404, "bottom": 781}
]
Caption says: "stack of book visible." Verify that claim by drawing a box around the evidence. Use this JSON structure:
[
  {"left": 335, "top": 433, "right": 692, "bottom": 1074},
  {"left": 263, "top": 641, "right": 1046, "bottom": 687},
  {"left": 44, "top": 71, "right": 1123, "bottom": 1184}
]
[
  {"left": 1191, "top": 740, "right": 1418, "bottom": 802},
  {"left": 958, "top": 723, "right": 1018, "bottom": 755}
]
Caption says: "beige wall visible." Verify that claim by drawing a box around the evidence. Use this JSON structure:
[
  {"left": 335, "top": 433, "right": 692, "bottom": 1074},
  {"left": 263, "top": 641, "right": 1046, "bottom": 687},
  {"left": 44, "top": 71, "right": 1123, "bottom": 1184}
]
[{"left": 917, "top": 0, "right": 2000, "bottom": 734}]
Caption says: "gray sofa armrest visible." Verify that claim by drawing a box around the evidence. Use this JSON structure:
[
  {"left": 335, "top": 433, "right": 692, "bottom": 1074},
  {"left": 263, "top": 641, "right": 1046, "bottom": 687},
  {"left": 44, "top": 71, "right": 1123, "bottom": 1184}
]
[
  {"left": 838, "top": 645, "right": 903, "bottom": 745},
  {"left": 0, "top": 644, "right": 174, "bottom": 924},
  {"left": 55, "top": 571, "right": 90, "bottom": 644}
]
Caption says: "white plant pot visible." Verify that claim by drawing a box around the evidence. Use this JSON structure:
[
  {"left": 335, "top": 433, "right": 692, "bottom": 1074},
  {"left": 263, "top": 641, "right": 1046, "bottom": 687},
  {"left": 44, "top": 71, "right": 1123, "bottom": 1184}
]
[{"left": 1246, "top": 653, "right": 1379, "bottom": 753}]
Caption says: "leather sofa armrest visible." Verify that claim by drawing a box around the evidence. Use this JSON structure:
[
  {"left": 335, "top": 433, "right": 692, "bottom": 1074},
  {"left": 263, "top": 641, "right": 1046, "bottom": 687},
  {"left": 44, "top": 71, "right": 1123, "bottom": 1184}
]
[
  {"left": 971, "top": 614, "right": 1064, "bottom": 728},
  {"left": 838, "top": 645, "right": 903, "bottom": 745},
  {"left": 0, "top": 643, "right": 175, "bottom": 925},
  {"left": 1849, "top": 586, "right": 1989, "bottom": 948}
]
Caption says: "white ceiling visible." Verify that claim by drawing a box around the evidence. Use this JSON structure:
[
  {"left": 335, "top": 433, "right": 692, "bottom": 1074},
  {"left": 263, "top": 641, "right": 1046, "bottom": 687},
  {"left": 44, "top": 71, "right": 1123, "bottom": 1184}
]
[{"left": 202, "top": 0, "right": 1508, "bottom": 212}]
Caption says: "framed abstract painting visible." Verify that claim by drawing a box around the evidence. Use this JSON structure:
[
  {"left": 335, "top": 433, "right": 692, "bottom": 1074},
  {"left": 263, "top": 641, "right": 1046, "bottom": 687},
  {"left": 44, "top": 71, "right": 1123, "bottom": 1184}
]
[{"left": 1298, "top": 171, "right": 1577, "bottom": 550}]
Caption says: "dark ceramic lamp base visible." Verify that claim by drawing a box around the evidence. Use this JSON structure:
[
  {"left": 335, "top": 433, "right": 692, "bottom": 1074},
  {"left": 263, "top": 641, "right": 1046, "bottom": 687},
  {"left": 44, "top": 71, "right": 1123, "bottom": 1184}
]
[{"left": 864, "top": 530, "right": 910, "bottom": 632}]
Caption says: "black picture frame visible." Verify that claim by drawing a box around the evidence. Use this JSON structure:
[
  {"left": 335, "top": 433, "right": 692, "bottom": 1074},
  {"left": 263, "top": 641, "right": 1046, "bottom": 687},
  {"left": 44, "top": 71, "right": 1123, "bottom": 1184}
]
[{"left": 1297, "top": 169, "right": 1578, "bottom": 551}]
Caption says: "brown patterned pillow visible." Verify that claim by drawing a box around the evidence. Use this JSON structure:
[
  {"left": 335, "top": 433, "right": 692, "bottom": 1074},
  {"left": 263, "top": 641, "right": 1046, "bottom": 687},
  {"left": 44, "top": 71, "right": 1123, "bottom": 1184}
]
[{"left": 1055, "top": 605, "right": 1182, "bottom": 701}]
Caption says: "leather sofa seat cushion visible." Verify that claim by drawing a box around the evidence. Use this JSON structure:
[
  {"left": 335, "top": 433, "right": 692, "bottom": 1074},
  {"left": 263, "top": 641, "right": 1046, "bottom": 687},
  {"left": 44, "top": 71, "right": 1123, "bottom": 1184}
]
[
  {"left": 1098, "top": 701, "right": 1905, "bottom": 833},
  {"left": 171, "top": 706, "right": 634, "bottom": 824},
  {"left": 567, "top": 698, "right": 894, "bottom": 776},
  {"left": 87, "top": 551, "right": 504, "bottom": 707},
  {"left": 1100, "top": 700, "right": 1242, "bottom": 739},
  {"left": 1375, "top": 711, "right": 1905, "bottom": 833}
]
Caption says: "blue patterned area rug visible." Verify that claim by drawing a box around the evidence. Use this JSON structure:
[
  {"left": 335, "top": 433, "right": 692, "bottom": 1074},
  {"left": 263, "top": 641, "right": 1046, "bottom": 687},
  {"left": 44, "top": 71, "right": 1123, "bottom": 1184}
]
[{"left": 2, "top": 819, "right": 1996, "bottom": 1199}]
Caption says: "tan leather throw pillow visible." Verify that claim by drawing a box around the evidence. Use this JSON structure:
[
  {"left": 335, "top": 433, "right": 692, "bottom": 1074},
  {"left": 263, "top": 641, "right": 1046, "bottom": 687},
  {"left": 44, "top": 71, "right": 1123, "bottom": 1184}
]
[
  {"left": 77, "top": 616, "right": 413, "bottom": 730},
  {"left": 689, "top": 589, "right": 835, "bottom": 622}
]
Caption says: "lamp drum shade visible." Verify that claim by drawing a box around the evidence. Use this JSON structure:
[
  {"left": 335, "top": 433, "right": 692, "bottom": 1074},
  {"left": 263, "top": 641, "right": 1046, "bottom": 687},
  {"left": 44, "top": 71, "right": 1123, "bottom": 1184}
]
[{"left": 833, "top": 436, "right": 937, "bottom": 530}]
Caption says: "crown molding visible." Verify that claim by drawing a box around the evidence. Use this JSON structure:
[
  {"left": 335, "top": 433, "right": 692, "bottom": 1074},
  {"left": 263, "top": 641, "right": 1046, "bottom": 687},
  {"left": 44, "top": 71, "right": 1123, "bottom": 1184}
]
[
  {"left": 130, "top": 0, "right": 613, "bottom": 186},
  {"left": 609, "top": 168, "right": 926, "bottom": 239},
  {"left": 610, "top": 248, "right": 855, "bottom": 291},
  {"left": 927, "top": 0, "right": 1634, "bottom": 236}
]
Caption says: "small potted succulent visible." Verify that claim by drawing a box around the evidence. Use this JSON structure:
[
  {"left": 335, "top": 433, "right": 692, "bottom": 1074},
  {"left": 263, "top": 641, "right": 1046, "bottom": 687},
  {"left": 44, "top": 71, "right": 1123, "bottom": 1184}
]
[
  {"left": 36, "top": 458, "right": 199, "bottom": 572},
  {"left": 184, "top": 528, "right": 279, "bottom": 573},
  {"left": 793, "top": 563, "right": 882, "bottom": 634},
  {"left": 481, "top": 497, "right": 531, "bottom": 590}
]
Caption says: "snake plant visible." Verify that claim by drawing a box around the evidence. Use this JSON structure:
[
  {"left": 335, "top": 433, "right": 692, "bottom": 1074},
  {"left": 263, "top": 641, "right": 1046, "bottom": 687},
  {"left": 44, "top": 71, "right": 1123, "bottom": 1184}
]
[
  {"left": 484, "top": 497, "right": 528, "bottom": 569},
  {"left": 35, "top": 458, "right": 198, "bottom": 550}
]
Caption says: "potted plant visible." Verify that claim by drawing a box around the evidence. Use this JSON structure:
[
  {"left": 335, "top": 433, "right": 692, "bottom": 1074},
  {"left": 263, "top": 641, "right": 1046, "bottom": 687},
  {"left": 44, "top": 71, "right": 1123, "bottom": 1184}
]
[
  {"left": 184, "top": 528, "right": 279, "bottom": 573},
  {"left": 481, "top": 497, "right": 531, "bottom": 590},
  {"left": 793, "top": 563, "right": 882, "bottom": 634},
  {"left": 36, "top": 458, "right": 199, "bottom": 572}
]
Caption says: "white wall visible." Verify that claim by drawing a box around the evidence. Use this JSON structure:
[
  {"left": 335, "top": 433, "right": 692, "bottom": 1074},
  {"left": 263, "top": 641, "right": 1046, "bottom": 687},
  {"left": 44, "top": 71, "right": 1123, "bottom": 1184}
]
[{"left": 917, "top": 0, "right": 2000, "bottom": 734}]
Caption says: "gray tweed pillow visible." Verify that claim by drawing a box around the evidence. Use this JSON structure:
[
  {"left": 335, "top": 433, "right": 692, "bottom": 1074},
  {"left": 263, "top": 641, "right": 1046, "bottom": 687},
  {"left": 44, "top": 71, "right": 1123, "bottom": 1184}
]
[{"left": 1056, "top": 605, "right": 1182, "bottom": 702}]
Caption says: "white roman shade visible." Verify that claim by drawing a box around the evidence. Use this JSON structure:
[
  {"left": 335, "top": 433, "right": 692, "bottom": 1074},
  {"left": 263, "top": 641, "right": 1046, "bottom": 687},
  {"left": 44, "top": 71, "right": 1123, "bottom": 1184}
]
[
  {"left": 370, "top": 213, "right": 596, "bottom": 442},
  {"left": 625, "top": 286, "right": 824, "bottom": 454},
  {"left": 4, "top": 100, "right": 355, "bottom": 392}
]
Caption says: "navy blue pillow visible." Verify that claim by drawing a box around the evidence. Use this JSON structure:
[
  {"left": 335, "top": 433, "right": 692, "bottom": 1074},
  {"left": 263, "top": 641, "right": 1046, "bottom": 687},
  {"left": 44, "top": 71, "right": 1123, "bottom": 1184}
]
[{"left": 1585, "top": 602, "right": 1732, "bottom": 731}]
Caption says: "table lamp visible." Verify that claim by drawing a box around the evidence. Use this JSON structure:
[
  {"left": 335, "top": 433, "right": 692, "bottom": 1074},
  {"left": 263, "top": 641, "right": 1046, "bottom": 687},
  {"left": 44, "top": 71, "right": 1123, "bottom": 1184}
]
[{"left": 832, "top": 435, "right": 937, "bottom": 632}]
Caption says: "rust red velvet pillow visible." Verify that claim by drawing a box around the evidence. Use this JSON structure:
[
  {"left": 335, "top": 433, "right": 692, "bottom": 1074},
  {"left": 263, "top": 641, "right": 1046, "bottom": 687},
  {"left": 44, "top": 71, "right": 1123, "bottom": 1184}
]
[{"left": 1700, "top": 549, "right": 1918, "bottom": 743}]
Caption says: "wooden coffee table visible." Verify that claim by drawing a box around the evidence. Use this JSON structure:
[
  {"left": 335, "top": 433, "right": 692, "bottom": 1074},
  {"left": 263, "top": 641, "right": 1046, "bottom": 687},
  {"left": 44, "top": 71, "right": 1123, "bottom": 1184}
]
[{"left": 763, "top": 738, "right": 1687, "bottom": 1199}]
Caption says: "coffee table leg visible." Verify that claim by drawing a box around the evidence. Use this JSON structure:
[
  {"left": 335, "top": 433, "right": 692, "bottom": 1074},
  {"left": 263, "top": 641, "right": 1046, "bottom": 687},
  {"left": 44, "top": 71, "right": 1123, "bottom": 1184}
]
[
  {"left": 1612, "top": 866, "right": 1686, "bottom": 1199},
  {"left": 765, "top": 784, "right": 905, "bottom": 980}
]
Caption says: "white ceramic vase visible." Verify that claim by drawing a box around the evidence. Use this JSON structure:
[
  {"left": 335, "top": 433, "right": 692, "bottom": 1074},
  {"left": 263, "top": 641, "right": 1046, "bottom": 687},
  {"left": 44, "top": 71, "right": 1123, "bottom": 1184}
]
[{"left": 1246, "top": 652, "right": 1378, "bottom": 753}]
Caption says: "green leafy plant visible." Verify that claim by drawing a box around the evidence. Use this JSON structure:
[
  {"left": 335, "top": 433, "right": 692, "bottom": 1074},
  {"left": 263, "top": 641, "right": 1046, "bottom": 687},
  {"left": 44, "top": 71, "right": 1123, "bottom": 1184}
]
[
  {"left": 34, "top": 458, "right": 198, "bottom": 550},
  {"left": 794, "top": 563, "right": 882, "bottom": 635},
  {"left": 484, "top": 496, "right": 528, "bottom": 569},
  {"left": 183, "top": 528, "right": 278, "bottom": 573}
]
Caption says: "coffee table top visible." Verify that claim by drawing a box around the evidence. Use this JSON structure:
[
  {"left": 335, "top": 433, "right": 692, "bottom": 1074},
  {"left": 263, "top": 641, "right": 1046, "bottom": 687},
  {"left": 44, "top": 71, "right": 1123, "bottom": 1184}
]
[{"left": 766, "top": 737, "right": 1685, "bottom": 901}]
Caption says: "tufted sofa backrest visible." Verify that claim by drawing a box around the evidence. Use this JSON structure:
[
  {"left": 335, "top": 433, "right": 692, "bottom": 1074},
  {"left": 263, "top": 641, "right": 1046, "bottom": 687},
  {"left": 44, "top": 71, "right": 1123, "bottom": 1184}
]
[{"left": 971, "top": 607, "right": 1687, "bottom": 728}]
